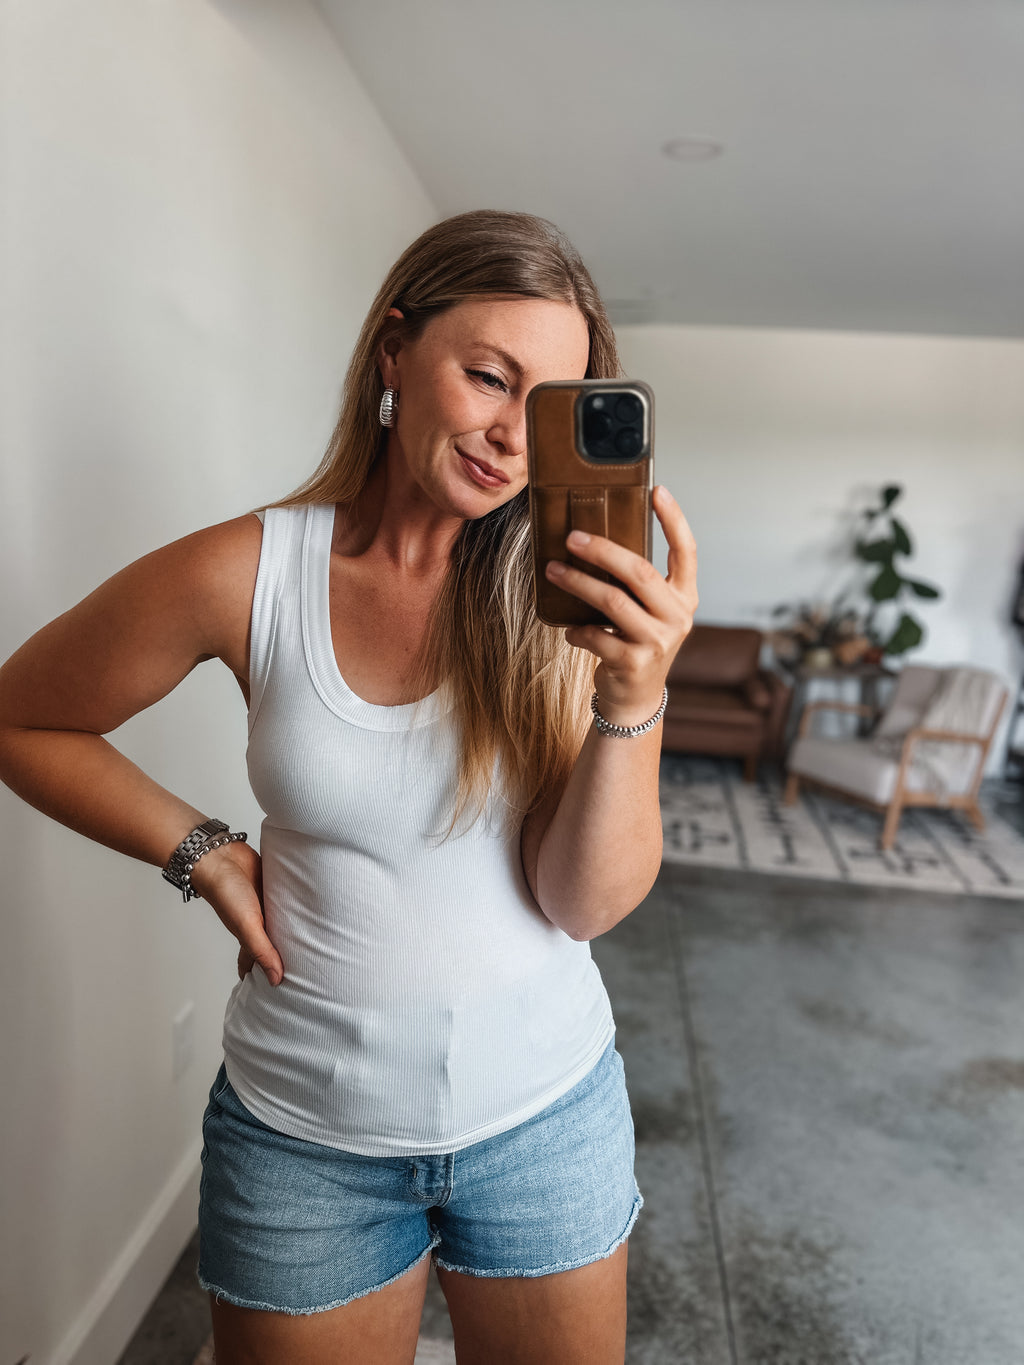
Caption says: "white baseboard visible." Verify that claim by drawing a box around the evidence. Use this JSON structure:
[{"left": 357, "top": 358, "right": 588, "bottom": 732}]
[{"left": 51, "top": 1144, "right": 203, "bottom": 1365}]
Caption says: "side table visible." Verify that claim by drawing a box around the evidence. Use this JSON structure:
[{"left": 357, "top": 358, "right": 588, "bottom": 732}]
[{"left": 779, "top": 660, "right": 898, "bottom": 751}]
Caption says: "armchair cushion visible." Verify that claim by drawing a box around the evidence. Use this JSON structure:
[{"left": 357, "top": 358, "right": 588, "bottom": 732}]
[
  {"left": 787, "top": 734, "right": 943, "bottom": 805},
  {"left": 789, "top": 664, "right": 1008, "bottom": 802}
]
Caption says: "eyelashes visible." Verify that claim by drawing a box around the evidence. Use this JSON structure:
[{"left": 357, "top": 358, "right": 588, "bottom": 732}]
[{"left": 466, "top": 368, "right": 509, "bottom": 394}]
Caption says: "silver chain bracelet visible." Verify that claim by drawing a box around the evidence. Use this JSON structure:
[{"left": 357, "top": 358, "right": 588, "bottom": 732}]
[
  {"left": 162, "top": 821, "right": 248, "bottom": 903},
  {"left": 590, "top": 686, "right": 669, "bottom": 738}
]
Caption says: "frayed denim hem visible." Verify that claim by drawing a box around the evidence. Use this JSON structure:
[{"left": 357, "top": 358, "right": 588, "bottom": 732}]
[
  {"left": 433, "top": 1186, "right": 643, "bottom": 1280},
  {"left": 195, "top": 1235, "right": 440, "bottom": 1316}
]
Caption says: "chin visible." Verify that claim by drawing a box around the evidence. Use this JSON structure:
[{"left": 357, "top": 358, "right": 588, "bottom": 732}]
[{"left": 463, "top": 486, "right": 525, "bottom": 522}]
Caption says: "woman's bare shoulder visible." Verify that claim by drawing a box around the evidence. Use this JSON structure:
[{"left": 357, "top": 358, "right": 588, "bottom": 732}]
[
  {"left": 160, "top": 510, "right": 266, "bottom": 601},
  {"left": 0, "top": 512, "right": 268, "bottom": 734},
  {"left": 105, "top": 511, "right": 266, "bottom": 652}
]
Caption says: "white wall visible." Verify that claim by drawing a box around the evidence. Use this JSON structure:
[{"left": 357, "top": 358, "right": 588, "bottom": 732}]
[
  {"left": 617, "top": 325, "right": 1024, "bottom": 768},
  {"left": 0, "top": 3, "right": 434, "bottom": 1362}
]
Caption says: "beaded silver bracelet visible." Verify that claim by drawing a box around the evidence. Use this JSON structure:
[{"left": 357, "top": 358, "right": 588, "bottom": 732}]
[
  {"left": 590, "top": 686, "right": 669, "bottom": 738},
  {"left": 162, "top": 821, "right": 248, "bottom": 903}
]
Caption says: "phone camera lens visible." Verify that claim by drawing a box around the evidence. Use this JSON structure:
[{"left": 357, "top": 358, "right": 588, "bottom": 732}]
[
  {"left": 614, "top": 427, "right": 643, "bottom": 458},
  {"left": 577, "top": 387, "right": 647, "bottom": 461},
  {"left": 615, "top": 394, "right": 642, "bottom": 424},
  {"left": 583, "top": 409, "right": 612, "bottom": 443}
]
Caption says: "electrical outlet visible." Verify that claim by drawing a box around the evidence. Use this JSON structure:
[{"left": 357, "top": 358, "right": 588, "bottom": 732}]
[{"left": 172, "top": 1000, "right": 196, "bottom": 1080}]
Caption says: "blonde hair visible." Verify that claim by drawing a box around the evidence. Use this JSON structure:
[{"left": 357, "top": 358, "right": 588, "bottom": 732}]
[{"left": 275, "top": 210, "right": 622, "bottom": 826}]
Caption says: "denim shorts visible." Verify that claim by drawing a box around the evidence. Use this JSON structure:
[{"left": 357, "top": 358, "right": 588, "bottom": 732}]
[{"left": 196, "top": 1037, "right": 642, "bottom": 1314}]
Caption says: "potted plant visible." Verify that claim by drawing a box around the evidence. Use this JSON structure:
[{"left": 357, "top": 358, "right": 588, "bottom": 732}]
[
  {"left": 854, "top": 484, "right": 941, "bottom": 658},
  {"left": 769, "top": 484, "right": 941, "bottom": 668}
]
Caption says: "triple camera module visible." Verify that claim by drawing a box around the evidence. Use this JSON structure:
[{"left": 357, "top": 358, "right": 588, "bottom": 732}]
[{"left": 577, "top": 388, "right": 649, "bottom": 462}]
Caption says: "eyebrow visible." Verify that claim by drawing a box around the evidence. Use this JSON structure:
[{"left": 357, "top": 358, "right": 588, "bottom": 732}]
[{"left": 471, "top": 343, "right": 524, "bottom": 378}]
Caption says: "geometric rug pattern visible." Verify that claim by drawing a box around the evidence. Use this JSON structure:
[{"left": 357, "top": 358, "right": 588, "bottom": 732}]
[{"left": 661, "top": 754, "right": 1024, "bottom": 900}]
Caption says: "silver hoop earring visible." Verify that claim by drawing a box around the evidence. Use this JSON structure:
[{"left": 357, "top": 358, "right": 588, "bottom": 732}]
[{"left": 379, "top": 387, "right": 398, "bottom": 428}]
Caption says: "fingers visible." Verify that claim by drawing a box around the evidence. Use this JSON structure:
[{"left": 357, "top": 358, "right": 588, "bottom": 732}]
[
  {"left": 545, "top": 485, "right": 697, "bottom": 632},
  {"left": 546, "top": 557, "right": 655, "bottom": 639},
  {"left": 653, "top": 485, "right": 698, "bottom": 594},
  {"left": 563, "top": 620, "right": 632, "bottom": 664},
  {"left": 239, "top": 917, "right": 284, "bottom": 987},
  {"left": 196, "top": 844, "right": 285, "bottom": 987},
  {"left": 553, "top": 530, "right": 666, "bottom": 615},
  {"left": 235, "top": 926, "right": 282, "bottom": 986}
]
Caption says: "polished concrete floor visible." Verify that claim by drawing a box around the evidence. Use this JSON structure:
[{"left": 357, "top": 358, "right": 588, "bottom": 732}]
[{"left": 118, "top": 773, "right": 1024, "bottom": 1364}]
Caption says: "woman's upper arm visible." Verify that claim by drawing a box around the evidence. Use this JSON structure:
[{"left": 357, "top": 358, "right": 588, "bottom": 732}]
[
  {"left": 0, "top": 513, "right": 264, "bottom": 734},
  {"left": 520, "top": 790, "right": 561, "bottom": 907}
]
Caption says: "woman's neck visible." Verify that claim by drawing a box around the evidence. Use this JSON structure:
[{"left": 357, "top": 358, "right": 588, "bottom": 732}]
[{"left": 332, "top": 452, "right": 463, "bottom": 577}]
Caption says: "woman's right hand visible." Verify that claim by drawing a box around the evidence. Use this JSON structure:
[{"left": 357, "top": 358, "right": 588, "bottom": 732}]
[{"left": 189, "top": 840, "right": 284, "bottom": 986}]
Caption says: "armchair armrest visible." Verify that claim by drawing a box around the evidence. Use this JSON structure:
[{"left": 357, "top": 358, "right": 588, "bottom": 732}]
[
  {"left": 797, "top": 700, "right": 879, "bottom": 740},
  {"left": 903, "top": 728, "right": 986, "bottom": 748}
]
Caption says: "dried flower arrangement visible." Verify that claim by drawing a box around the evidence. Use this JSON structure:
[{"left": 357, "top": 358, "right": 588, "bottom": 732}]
[{"left": 768, "top": 598, "right": 875, "bottom": 669}]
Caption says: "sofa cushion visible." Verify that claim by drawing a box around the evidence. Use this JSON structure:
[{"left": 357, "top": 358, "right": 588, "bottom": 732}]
[
  {"left": 667, "top": 685, "right": 764, "bottom": 729},
  {"left": 669, "top": 624, "right": 762, "bottom": 689},
  {"left": 743, "top": 676, "right": 772, "bottom": 711}
]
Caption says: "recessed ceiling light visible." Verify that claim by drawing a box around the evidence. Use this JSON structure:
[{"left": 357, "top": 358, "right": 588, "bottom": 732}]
[{"left": 661, "top": 137, "right": 724, "bottom": 162}]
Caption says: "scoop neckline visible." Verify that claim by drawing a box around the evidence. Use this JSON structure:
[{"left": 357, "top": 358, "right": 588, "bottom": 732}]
[{"left": 299, "top": 503, "right": 452, "bottom": 731}]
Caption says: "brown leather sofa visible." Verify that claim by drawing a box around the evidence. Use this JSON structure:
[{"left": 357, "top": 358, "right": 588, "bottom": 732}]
[{"left": 663, "top": 624, "right": 793, "bottom": 781}]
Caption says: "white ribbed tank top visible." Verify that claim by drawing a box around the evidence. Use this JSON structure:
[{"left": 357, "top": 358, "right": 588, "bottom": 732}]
[{"left": 221, "top": 503, "right": 615, "bottom": 1156}]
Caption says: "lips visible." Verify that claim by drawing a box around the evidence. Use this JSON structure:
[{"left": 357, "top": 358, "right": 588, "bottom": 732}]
[{"left": 456, "top": 447, "right": 509, "bottom": 488}]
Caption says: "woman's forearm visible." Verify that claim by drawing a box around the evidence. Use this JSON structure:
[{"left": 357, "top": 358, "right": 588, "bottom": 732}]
[
  {"left": 1, "top": 724, "right": 284, "bottom": 983},
  {"left": 528, "top": 488, "right": 698, "bottom": 941},
  {"left": 528, "top": 723, "right": 663, "bottom": 942},
  {"left": 0, "top": 727, "right": 207, "bottom": 867}
]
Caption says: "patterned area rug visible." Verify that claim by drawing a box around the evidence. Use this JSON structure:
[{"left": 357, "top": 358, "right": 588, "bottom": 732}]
[{"left": 660, "top": 755, "right": 1024, "bottom": 899}]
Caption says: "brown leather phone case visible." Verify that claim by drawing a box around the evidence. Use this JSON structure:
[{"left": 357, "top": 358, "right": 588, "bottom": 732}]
[{"left": 527, "top": 380, "right": 654, "bottom": 627}]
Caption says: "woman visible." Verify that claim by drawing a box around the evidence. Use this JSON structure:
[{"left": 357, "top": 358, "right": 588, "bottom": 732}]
[{"left": 0, "top": 210, "right": 697, "bottom": 1364}]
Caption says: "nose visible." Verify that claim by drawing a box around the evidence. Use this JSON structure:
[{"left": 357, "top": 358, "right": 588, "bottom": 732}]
[{"left": 487, "top": 397, "right": 527, "bottom": 462}]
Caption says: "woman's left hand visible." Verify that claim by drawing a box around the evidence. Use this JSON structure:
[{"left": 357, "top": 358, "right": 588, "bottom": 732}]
[{"left": 544, "top": 484, "right": 698, "bottom": 725}]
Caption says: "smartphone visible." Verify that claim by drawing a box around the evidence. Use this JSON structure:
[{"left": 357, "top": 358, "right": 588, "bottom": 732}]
[{"left": 526, "top": 379, "right": 654, "bottom": 627}]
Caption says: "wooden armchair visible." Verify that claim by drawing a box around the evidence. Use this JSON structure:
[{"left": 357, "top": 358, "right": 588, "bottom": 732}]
[{"left": 782, "top": 664, "right": 1009, "bottom": 850}]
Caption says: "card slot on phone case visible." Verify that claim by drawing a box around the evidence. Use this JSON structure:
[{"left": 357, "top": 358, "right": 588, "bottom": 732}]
[
  {"left": 532, "top": 485, "right": 649, "bottom": 626},
  {"left": 569, "top": 489, "right": 610, "bottom": 579}
]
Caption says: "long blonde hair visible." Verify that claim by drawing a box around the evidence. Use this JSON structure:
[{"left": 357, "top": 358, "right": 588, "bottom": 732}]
[{"left": 275, "top": 210, "right": 622, "bottom": 826}]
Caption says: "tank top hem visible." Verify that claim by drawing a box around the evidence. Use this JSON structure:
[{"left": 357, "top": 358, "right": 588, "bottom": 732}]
[{"left": 221, "top": 1017, "right": 615, "bottom": 1158}]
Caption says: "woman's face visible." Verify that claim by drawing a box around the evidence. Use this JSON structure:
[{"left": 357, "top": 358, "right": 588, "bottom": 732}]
[{"left": 378, "top": 295, "right": 591, "bottom": 521}]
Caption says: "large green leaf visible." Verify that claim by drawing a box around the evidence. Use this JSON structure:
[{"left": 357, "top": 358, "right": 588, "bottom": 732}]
[
  {"left": 882, "top": 485, "right": 902, "bottom": 508},
  {"left": 884, "top": 613, "right": 924, "bottom": 655},
  {"left": 857, "top": 538, "right": 893, "bottom": 563},
  {"left": 869, "top": 565, "right": 901, "bottom": 600},
  {"left": 890, "top": 518, "right": 913, "bottom": 556},
  {"left": 907, "top": 579, "right": 940, "bottom": 599}
]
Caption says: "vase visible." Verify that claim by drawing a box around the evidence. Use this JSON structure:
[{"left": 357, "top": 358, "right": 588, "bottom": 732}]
[
  {"left": 834, "top": 636, "right": 870, "bottom": 667},
  {"left": 803, "top": 647, "right": 834, "bottom": 669}
]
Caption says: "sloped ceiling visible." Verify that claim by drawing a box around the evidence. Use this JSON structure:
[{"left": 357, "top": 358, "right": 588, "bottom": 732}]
[{"left": 318, "top": 0, "right": 1024, "bottom": 338}]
